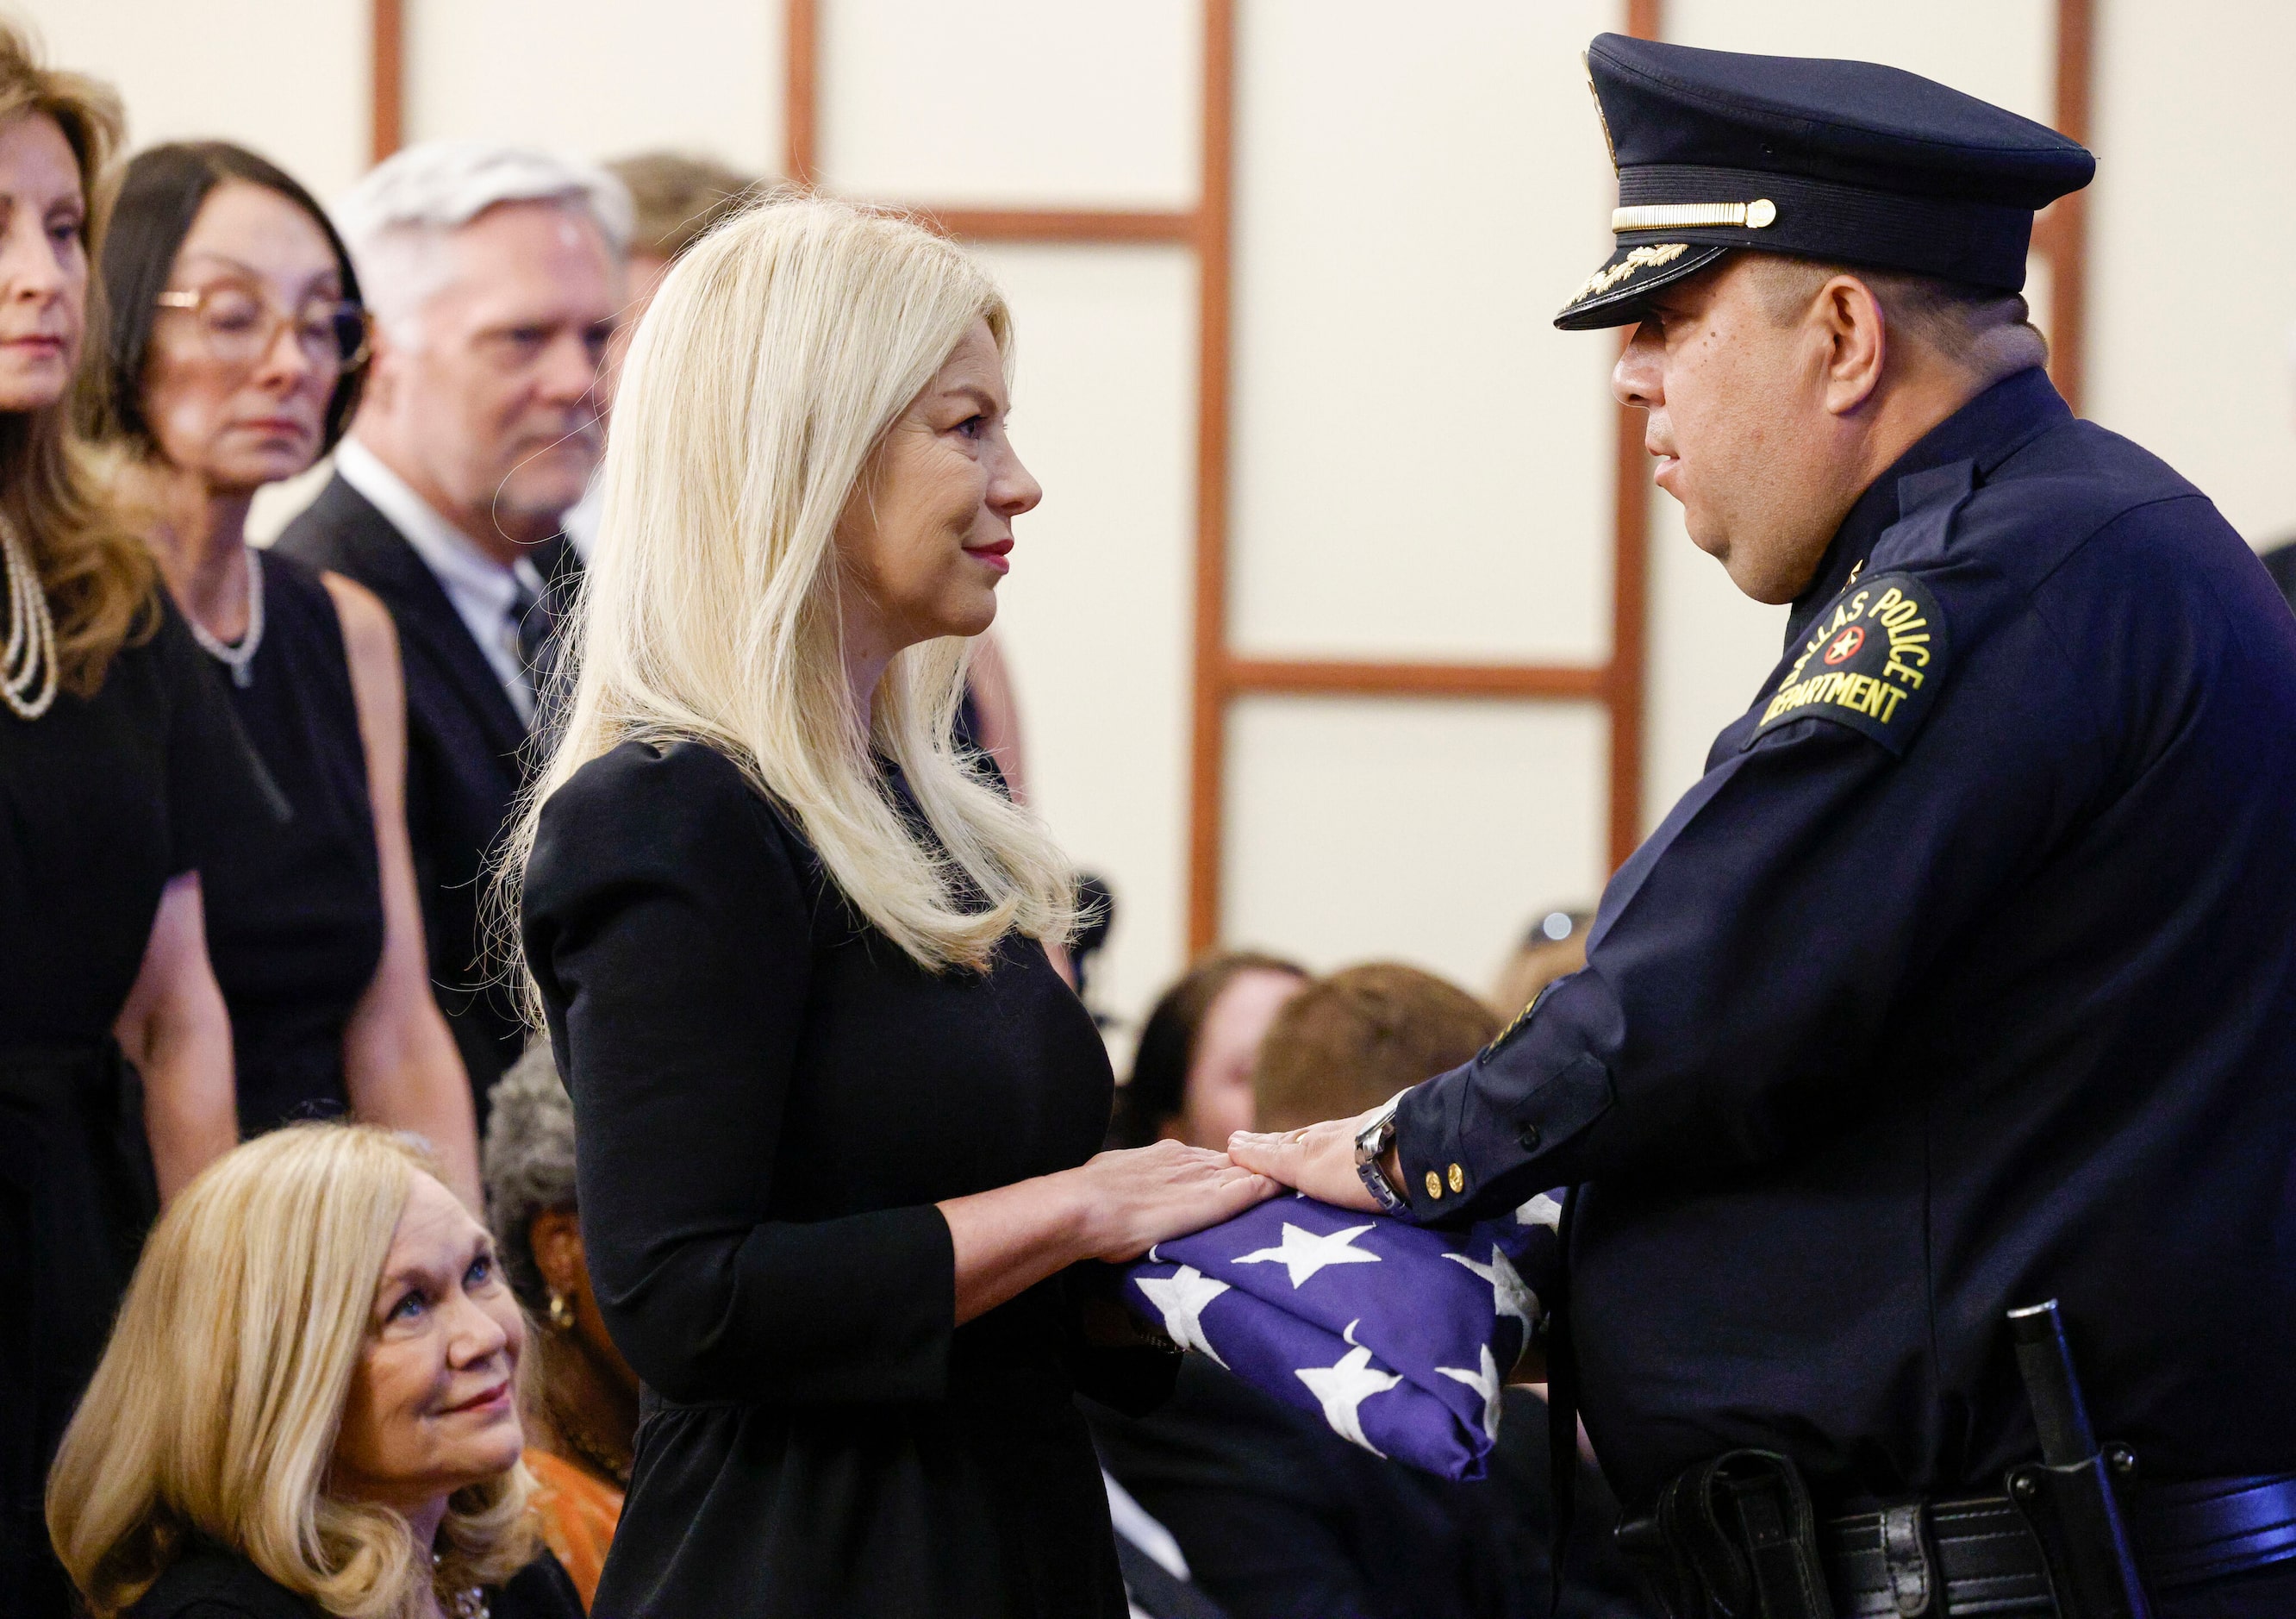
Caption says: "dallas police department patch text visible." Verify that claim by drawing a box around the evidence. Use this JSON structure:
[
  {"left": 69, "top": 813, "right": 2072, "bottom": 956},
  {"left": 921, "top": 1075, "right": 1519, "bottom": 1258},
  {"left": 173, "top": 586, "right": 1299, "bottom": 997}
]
[{"left": 1750, "top": 572, "right": 1950, "bottom": 756}]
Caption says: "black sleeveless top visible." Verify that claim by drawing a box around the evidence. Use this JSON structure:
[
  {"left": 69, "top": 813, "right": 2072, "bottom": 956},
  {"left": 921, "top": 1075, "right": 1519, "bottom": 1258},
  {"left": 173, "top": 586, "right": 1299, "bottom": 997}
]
[{"left": 198, "top": 552, "right": 384, "bottom": 1135}]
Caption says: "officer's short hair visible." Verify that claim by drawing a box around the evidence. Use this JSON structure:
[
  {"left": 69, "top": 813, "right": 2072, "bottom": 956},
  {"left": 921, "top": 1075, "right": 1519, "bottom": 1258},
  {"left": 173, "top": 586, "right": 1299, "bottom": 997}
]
[{"left": 1749, "top": 253, "right": 2049, "bottom": 372}]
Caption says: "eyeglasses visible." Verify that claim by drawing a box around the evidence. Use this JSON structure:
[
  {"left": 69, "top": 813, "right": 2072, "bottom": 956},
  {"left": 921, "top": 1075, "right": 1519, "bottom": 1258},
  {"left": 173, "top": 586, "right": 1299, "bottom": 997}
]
[{"left": 154, "top": 281, "right": 371, "bottom": 373}]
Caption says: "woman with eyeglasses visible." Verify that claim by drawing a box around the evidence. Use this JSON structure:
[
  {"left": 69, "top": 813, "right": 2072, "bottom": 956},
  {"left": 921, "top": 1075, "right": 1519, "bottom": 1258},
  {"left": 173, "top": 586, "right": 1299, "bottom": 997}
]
[{"left": 91, "top": 142, "right": 480, "bottom": 1200}]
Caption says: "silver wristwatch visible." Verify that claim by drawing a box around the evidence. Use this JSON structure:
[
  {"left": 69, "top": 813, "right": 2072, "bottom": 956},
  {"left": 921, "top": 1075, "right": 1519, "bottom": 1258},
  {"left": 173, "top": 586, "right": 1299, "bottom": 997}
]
[{"left": 1353, "top": 1091, "right": 1413, "bottom": 1216}]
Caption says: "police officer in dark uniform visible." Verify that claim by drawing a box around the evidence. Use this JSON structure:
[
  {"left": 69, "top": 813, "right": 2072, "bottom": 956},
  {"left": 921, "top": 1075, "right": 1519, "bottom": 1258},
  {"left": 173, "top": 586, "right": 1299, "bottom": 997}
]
[{"left": 1232, "top": 34, "right": 2296, "bottom": 1619}]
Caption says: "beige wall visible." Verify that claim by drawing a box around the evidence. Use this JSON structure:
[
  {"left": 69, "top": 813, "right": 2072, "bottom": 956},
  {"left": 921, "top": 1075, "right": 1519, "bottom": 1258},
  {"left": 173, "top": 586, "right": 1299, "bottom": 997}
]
[
  {"left": 2087, "top": 2, "right": 2296, "bottom": 545},
  {"left": 27, "top": 0, "right": 2292, "bottom": 1035}
]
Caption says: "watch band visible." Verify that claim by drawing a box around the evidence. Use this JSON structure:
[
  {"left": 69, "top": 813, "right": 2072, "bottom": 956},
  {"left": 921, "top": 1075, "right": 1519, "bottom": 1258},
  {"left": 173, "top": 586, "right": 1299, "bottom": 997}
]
[{"left": 1353, "top": 1093, "right": 1412, "bottom": 1216}]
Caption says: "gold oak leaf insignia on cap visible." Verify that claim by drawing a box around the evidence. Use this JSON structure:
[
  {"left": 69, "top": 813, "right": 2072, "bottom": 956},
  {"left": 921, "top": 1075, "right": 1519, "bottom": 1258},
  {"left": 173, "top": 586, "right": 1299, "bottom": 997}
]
[{"left": 1569, "top": 241, "right": 1688, "bottom": 308}]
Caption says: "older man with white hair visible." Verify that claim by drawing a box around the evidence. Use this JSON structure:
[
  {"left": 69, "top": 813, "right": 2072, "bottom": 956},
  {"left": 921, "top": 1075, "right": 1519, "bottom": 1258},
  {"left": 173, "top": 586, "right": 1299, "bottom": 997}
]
[{"left": 278, "top": 141, "right": 629, "bottom": 1118}]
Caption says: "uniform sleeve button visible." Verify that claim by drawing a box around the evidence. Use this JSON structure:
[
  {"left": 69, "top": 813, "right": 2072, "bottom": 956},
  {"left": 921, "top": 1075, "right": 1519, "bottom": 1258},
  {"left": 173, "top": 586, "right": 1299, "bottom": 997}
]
[
  {"left": 1447, "top": 1162, "right": 1465, "bottom": 1194},
  {"left": 1424, "top": 1170, "right": 1444, "bottom": 1199},
  {"left": 1517, "top": 1125, "right": 1542, "bottom": 1150}
]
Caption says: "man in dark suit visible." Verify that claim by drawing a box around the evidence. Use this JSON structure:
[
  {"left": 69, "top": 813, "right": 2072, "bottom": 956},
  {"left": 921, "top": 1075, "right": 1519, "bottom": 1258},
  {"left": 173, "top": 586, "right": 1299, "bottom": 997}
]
[{"left": 280, "top": 143, "right": 629, "bottom": 1117}]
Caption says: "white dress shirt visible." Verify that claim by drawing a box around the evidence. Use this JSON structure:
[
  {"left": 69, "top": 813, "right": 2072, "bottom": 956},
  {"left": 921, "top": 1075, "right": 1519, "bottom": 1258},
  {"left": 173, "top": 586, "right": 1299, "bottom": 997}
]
[{"left": 335, "top": 437, "right": 546, "bottom": 723}]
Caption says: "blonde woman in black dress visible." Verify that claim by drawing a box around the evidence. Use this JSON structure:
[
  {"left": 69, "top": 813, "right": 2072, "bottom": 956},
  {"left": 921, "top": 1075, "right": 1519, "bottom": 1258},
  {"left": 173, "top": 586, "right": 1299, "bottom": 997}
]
[
  {"left": 0, "top": 31, "right": 260, "bottom": 1616},
  {"left": 509, "top": 197, "right": 1276, "bottom": 1616}
]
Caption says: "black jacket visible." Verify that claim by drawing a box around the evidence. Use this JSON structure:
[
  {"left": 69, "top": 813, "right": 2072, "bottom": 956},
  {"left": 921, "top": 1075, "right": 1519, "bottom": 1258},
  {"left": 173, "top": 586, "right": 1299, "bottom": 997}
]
[
  {"left": 275, "top": 474, "right": 579, "bottom": 1116},
  {"left": 1394, "top": 369, "right": 2296, "bottom": 1510},
  {"left": 126, "top": 1542, "right": 582, "bottom": 1618}
]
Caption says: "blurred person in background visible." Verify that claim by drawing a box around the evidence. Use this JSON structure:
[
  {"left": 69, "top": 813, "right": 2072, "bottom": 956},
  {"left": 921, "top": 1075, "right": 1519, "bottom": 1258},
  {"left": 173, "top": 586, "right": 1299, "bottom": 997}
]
[
  {"left": 0, "top": 34, "right": 269, "bottom": 1613},
  {"left": 484, "top": 1037, "right": 636, "bottom": 1610},
  {"left": 598, "top": 149, "right": 759, "bottom": 396},
  {"left": 277, "top": 142, "right": 629, "bottom": 1123},
  {"left": 1094, "top": 965, "right": 1650, "bottom": 1619},
  {"left": 1107, "top": 951, "right": 1306, "bottom": 1152},
  {"left": 46, "top": 1124, "right": 583, "bottom": 1618},
  {"left": 1487, "top": 908, "right": 1590, "bottom": 1025},
  {"left": 508, "top": 197, "right": 1275, "bottom": 1617},
  {"left": 562, "top": 149, "right": 764, "bottom": 562},
  {"left": 91, "top": 141, "right": 479, "bottom": 1199}
]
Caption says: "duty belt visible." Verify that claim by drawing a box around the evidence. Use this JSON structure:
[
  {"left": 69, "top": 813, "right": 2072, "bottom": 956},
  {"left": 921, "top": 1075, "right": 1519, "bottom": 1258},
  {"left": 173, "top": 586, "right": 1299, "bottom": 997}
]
[
  {"left": 1824, "top": 1472, "right": 2296, "bottom": 1617},
  {"left": 1619, "top": 1458, "right": 2296, "bottom": 1619}
]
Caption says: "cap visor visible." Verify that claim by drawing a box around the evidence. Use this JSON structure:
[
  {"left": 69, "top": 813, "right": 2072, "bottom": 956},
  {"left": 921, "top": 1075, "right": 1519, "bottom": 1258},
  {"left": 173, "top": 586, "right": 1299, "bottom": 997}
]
[{"left": 1553, "top": 241, "right": 1728, "bottom": 331}]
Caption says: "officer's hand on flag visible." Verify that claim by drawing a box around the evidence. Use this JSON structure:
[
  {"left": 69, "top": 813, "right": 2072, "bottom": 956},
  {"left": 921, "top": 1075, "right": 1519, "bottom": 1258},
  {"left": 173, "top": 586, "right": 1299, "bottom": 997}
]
[{"left": 1228, "top": 1104, "right": 1388, "bottom": 1212}]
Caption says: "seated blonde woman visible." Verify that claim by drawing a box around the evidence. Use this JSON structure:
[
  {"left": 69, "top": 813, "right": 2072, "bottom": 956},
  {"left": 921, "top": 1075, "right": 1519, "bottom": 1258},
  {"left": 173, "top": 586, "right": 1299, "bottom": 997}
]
[{"left": 45, "top": 1124, "right": 583, "bottom": 1619}]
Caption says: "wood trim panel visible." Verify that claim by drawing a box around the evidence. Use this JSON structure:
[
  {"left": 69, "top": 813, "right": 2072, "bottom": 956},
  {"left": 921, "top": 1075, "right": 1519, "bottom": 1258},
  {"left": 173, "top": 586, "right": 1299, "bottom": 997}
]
[
  {"left": 1607, "top": 370, "right": 1651, "bottom": 866},
  {"left": 370, "top": 0, "right": 403, "bottom": 163},
  {"left": 908, "top": 208, "right": 1197, "bottom": 246},
  {"left": 1184, "top": 0, "right": 1237, "bottom": 955},
  {"left": 1226, "top": 659, "right": 1609, "bottom": 702},
  {"left": 783, "top": 0, "right": 820, "bottom": 185},
  {"left": 1605, "top": 0, "right": 1663, "bottom": 868},
  {"left": 2039, "top": 0, "right": 2092, "bottom": 413}
]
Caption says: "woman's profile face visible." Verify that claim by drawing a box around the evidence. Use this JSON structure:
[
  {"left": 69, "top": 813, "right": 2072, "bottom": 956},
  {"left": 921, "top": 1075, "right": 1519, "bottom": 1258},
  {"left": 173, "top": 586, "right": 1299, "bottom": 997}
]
[
  {"left": 331, "top": 1172, "right": 527, "bottom": 1513},
  {"left": 839, "top": 317, "right": 1041, "bottom": 649},
  {"left": 141, "top": 180, "right": 344, "bottom": 494},
  {"left": 0, "top": 112, "right": 88, "bottom": 414},
  {"left": 1174, "top": 968, "right": 1305, "bottom": 1150}
]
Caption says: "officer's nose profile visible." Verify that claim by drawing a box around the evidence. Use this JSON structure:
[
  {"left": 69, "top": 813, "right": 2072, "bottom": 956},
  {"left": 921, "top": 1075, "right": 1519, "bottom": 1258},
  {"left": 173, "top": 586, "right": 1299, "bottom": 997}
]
[{"left": 1611, "top": 328, "right": 1663, "bottom": 411}]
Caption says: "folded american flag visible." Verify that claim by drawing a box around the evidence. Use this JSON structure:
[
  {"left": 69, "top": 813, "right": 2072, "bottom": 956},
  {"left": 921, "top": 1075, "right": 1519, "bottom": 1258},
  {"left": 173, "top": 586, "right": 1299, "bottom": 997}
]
[{"left": 1124, "top": 1190, "right": 1563, "bottom": 1481}]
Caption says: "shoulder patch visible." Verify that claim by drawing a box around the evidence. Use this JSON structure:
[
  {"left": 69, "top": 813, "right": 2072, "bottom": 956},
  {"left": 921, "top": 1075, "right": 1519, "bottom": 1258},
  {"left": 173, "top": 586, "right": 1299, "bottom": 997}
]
[{"left": 1746, "top": 572, "right": 1950, "bottom": 756}]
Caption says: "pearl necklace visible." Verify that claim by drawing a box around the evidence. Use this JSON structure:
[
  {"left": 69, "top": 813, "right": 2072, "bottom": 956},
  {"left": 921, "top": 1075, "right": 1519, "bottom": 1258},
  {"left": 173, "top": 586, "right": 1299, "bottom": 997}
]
[
  {"left": 1, "top": 512, "right": 58, "bottom": 721},
  {"left": 185, "top": 545, "right": 264, "bottom": 688}
]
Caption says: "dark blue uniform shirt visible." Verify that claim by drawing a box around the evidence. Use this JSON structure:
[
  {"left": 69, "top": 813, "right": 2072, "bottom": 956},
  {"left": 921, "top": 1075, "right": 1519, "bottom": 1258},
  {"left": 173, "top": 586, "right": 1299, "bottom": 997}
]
[{"left": 1394, "top": 367, "right": 2296, "bottom": 1511}]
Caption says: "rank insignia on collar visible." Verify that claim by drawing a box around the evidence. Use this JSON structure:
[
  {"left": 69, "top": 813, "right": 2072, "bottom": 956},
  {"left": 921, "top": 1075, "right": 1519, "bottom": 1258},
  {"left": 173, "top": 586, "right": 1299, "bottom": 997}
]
[{"left": 1747, "top": 571, "right": 1950, "bottom": 756}]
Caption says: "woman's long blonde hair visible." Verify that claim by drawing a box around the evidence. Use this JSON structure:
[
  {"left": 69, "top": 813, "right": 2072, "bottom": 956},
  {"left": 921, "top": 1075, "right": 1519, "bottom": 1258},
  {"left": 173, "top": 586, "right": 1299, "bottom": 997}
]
[
  {"left": 502, "top": 196, "right": 1076, "bottom": 977},
  {"left": 0, "top": 22, "right": 158, "bottom": 694},
  {"left": 46, "top": 1126, "right": 535, "bottom": 1619}
]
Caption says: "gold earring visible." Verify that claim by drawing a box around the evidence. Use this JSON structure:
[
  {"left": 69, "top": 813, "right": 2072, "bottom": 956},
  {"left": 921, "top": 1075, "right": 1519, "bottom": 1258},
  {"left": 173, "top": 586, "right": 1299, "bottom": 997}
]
[{"left": 546, "top": 1291, "right": 575, "bottom": 1331}]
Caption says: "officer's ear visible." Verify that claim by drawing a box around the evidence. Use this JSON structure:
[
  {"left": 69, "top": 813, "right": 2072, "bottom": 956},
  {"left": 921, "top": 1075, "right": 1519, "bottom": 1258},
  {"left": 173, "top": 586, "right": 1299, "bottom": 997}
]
[{"left": 1813, "top": 274, "right": 1889, "bottom": 418}]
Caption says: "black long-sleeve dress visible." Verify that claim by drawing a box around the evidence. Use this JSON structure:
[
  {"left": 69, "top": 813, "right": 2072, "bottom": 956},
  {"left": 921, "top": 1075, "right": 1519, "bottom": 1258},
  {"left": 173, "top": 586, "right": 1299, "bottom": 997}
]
[
  {"left": 522, "top": 739, "right": 1167, "bottom": 1619},
  {"left": 1, "top": 602, "right": 269, "bottom": 1618},
  {"left": 197, "top": 553, "right": 385, "bottom": 1135}
]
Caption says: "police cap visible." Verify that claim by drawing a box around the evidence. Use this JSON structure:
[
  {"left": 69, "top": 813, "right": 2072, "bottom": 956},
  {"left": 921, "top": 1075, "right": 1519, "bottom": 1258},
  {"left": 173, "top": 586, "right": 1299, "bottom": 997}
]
[{"left": 1556, "top": 34, "right": 2095, "bottom": 331}]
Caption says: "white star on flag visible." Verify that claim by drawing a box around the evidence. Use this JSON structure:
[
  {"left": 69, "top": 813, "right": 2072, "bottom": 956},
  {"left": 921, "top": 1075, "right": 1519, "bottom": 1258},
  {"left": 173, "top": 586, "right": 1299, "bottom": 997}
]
[
  {"left": 1436, "top": 1342, "right": 1505, "bottom": 1441},
  {"left": 1233, "top": 1222, "right": 1382, "bottom": 1288},
  {"left": 1444, "top": 1242, "right": 1538, "bottom": 1335},
  {"left": 1136, "top": 1265, "right": 1232, "bottom": 1367},
  {"left": 1516, "top": 1191, "right": 1563, "bottom": 1229},
  {"left": 1295, "top": 1319, "right": 1402, "bottom": 1457}
]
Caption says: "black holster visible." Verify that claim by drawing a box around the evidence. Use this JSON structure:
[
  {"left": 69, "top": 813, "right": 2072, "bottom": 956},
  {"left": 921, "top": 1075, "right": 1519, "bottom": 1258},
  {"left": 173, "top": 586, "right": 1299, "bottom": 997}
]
[
  {"left": 1616, "top": 1449, "right": 1834, "bottom": 1619},
  {"left": 2005, "top": 1456, "right": 2152, "bottom": 1619}
]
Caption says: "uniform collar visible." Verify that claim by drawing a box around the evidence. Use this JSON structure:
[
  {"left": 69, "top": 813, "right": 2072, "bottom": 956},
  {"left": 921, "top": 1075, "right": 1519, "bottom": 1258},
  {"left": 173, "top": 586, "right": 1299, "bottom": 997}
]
[{"left": 1787, "top": 366, "right": 2069, "bottom": 644}]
